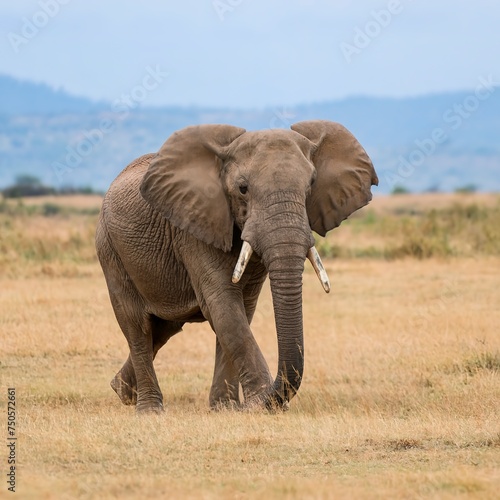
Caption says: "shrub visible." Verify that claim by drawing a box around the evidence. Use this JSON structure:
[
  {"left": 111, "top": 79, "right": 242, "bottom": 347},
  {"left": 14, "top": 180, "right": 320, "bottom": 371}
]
[
  {"left": 391, "top": 185, "right": 410, "bottom": 195},
  {"left": 455, "top": 183, "right": 477, "bottom": 194},
  {"left": 41, "top": 203, "right": 63, "bottom": 216}
]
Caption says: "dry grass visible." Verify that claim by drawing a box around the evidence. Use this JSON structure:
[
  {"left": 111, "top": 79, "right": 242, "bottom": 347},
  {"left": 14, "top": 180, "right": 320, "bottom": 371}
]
[
  {"left": 1, "top": 194, "right": 500, "bottom": 499},
  {"left": 15, "top": 194, "right": 104, "bottom": 210},
  {"left": 319, "top": 193, "right": 500, "bottom": 259},
  {"left": 368, "top": 192, "right": 500, "bottom": 215}
]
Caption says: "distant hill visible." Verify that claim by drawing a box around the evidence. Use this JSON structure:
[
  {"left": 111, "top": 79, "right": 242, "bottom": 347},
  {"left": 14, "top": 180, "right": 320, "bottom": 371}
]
[
  {"left": 0, "top": 74, "right": 499, "bottom": 193},
  {"left": 0, "top": 74, "right": 104, "bottom": 115}
]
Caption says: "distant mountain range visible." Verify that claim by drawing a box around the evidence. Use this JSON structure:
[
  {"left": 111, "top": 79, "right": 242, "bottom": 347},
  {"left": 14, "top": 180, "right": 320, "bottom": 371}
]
[{"left": 1, "top": 73, "right": 499, "bottom": 193}]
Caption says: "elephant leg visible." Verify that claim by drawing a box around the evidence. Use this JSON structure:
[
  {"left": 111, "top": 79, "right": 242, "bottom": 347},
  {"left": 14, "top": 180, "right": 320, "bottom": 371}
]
[
  {"left": 208, "top": 271, "right": 266, "bottom": 409},
  {"left": 111, "top": 318, "right": 183, "bottom": 406},
  {"left": 110, "top": 316, "right": 163, "bottom": 412},
  {"left": 183, "top": 246, "right": 271, "bottom": 407},
  {"left": 204, "top": 295, "right": 273, "bottom": 406},
  {"left": 104, "top": 269, "right": 163, "bottom": 413},
  {"left": 209, "top": 338, "right": 240, "bottom": 410},
  {"left": 121, "top": 315, "right": 163, "bottom": 413}
]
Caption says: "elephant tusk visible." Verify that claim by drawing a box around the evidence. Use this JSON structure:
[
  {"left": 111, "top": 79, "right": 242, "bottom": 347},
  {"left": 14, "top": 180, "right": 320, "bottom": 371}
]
[
  {"left": 232, "top": 241, "right": 253, "bottom": 284},
  {"left": 307, "top": 246, "right": 331, "bottom": 293}
]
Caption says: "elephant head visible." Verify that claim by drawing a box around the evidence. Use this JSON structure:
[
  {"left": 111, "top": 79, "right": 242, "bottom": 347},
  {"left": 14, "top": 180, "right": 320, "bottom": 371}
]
[{"left": 140, "top": 120, "right": 378, "bottom": 406}]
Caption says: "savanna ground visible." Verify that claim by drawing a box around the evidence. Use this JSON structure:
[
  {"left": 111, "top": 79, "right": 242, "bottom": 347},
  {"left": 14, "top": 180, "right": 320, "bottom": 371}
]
[{"left": 1, "top": 193, "right": 499, "bottom": 499}]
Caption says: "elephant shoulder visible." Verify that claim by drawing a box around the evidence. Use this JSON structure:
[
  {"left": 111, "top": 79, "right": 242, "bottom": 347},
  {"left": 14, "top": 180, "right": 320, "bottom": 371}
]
[
  {"left": 105, "top": 154, "right": 155, "bottom": 204},
  {"left": 102, "top": 153, "right": 159, "bottom": 226},
  {"left": 121, "top": 153, "right": 157, "bottom": 177},
  {"left": 114, "top": 153, "right": 157, "bottom": 186}
]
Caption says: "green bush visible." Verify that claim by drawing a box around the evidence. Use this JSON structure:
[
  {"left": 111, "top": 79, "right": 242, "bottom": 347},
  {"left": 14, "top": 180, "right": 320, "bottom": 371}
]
[
  {"left": 41, "top": 203, "right": 63, "bottom": 216},
  {"left": 391, "top": 185, "right": 410, "bottom": 195},
  {"left": 455, "top": 184, "right": 477, "bottom": 194}
]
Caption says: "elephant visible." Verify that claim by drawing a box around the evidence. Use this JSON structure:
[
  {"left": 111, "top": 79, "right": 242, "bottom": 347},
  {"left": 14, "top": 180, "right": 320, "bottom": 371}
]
[{"left": 95, "top": 120, "right": 378, "bottom": 413}]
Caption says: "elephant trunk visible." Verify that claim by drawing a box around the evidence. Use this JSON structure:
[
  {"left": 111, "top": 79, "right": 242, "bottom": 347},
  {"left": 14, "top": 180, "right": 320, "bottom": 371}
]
[
  {"left": 245, "top": 191, "right": 312, "bottom": 407},
  {"left": 267, "top": 259, "right": 305, "bottom": 406}
]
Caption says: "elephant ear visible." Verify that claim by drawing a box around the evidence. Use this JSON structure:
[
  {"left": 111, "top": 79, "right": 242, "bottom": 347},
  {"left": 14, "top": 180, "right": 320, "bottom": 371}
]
[
  {"left": 140, "top": 124, "right": 246, "bottom": 251},
  {"left": 291, "top": 120, "right": 378, "bottom": 236}
]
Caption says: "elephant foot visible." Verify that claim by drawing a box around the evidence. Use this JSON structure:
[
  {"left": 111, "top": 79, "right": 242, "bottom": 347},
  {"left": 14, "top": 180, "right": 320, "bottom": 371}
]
[
  {"left": 265, "top": 398, "right": 290, "bottom": 413},
  {"left": 210, "top": 398, "right": 240, "bottom": 412},
  {"left": 110, "top": 371, "right": 137, "bottom": 406},
  {"left": 242, "top": 393, "right": 290, "bottom": 413},
  {"left": 136, "top": 398, "right": 164, "bottom": 415}
]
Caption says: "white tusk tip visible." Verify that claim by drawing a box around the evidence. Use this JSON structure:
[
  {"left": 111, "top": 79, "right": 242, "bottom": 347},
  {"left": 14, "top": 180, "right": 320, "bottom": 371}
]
[
  {"left": 232, "top": 241, "right": 253, "bottom": 284},
  {"left": 307, "top": 245, "right": 331, "bottom": 293}
]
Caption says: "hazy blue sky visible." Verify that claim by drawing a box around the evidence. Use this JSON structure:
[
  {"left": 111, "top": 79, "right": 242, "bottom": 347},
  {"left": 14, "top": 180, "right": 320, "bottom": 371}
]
[{"left": 2, "top": 0, "right": 499, "bottom": 108}]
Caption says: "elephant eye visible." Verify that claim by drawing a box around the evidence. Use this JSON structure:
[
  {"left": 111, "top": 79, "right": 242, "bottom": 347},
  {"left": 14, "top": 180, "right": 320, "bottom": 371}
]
[{"left": 239, "top": 184, "right": 248, "bottom": 195}]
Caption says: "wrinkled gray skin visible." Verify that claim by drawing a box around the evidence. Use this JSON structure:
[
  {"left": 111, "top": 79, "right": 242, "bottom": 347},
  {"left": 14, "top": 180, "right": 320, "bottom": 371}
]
[{"left": 95, "top": 120, "right": 378, "bottom": 413}]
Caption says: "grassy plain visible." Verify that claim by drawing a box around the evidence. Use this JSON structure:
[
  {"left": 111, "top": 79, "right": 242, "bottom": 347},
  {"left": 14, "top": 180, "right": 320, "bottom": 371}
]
[{"left": 1, "top": 193, "right": 499, "bottom": 499}]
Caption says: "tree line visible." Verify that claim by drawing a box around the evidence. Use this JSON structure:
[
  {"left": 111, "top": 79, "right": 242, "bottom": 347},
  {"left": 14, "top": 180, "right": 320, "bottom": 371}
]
[{"left": 1, "top": 175, "right": 101, "bottom": 198}]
